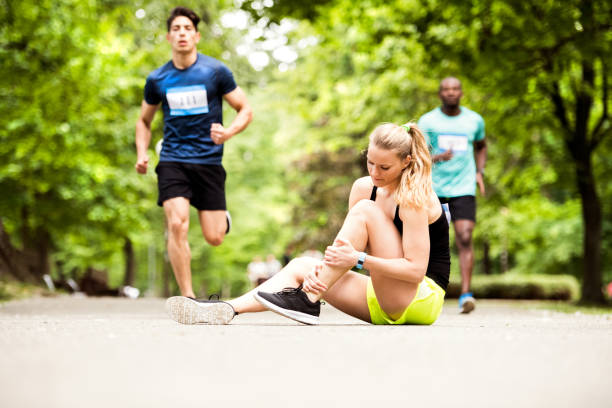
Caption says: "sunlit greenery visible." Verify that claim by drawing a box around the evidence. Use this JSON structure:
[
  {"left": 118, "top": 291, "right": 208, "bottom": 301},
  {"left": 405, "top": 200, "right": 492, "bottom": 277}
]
[{"left": 1, "top": 0, "right": 610, "bottom": 303}]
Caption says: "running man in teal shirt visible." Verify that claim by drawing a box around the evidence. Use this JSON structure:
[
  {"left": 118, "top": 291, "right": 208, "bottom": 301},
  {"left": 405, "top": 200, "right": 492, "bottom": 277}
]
[{"left": 418, "top": 77, "right": 487, "bottom": 313}]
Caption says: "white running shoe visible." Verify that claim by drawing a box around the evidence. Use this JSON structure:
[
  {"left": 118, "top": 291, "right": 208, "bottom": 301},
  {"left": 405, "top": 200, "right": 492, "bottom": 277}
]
[{"left": 165, "top": 296, "right": 236, "bottom": 325}]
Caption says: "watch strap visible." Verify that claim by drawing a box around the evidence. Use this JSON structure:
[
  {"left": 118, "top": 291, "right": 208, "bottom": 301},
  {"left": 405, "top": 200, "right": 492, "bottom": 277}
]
[{"left": 356, "top": 252, "right": 367, "bottom": 270}]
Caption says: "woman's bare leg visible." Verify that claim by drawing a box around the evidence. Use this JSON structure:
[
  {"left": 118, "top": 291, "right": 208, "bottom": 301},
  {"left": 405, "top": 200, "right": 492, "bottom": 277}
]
[
  {"left": 229, "top": 199, "right": 419, "bottom": 319},
  {"left": 320, "top": 271, "right": 371, "bottom": 322},
  {"left": 315, "top": 199, "right": 420, "bottom": 318},
  {"left": 228, "top": 257, "right": 315, "bottom": 313}
]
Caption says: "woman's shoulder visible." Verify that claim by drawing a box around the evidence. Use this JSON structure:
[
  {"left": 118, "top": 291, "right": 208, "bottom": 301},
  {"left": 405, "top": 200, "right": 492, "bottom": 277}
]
[
  {"left": 426, "top": 193, "right": 443, "bottom": 223},
  {"left": 398, "top": 193, "right": 442, "bottom": 224}
]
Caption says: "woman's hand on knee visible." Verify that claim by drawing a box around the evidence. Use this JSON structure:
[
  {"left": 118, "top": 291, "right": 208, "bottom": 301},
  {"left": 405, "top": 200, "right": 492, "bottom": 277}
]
[
  {"left": 324, "top": 238, "right": 359, "bottom": 270},
  {"left": 303, "top": 263, "right": 327, "bottom": 295}
]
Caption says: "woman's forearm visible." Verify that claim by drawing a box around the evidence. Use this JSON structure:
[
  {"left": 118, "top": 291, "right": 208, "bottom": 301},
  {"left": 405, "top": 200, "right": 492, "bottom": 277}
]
[{"left": 362, "top": 255, "right": 426, "bottom": 283}]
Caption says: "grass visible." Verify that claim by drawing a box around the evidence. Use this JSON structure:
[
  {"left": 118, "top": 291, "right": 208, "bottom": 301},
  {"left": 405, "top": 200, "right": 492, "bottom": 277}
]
[
  {"left": 0, "top": 280, "right": 53, "bottom": 302},
  {"left": 446, "top": 273, "right": 581, "bottom": 301}
]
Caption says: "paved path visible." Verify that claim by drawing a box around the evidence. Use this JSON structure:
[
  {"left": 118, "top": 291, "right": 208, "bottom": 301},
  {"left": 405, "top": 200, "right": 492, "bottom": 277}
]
[{"left": 1, "top": 296, "right": 610, "bottom": 408}]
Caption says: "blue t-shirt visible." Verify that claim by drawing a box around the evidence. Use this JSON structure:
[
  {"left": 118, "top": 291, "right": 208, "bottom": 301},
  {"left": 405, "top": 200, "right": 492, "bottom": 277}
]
[
  {"left": 144, "top": 53, "right": 237, "bottom": 164},
  {"left": 417, "top": 107, "right": 485, "bottom": 197}
]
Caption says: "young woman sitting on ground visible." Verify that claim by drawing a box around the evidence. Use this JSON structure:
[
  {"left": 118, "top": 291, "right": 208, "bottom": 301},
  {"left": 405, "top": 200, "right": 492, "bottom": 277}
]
[{"left": 166, "top": 122, "right": 450, "bottom": 325}]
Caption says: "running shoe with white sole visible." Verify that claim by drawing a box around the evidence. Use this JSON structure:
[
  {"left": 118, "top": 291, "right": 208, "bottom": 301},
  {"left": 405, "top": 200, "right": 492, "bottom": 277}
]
[
  {"left": 165, "top": 296, "right": 236, "bottom": 325},
  {"left": 254, "top": 285, "right": 320, "bottom": 325},
  {"left": 459, "top": 292, "right": 476, "bottom": 314},
  {"left": 225, "top": 211, "right": 232, "bottom": 234}
]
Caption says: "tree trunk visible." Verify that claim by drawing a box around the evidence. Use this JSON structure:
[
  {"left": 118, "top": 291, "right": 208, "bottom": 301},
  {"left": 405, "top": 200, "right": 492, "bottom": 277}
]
[
  {"left": 123, "top": 238, "right": 135, "bottom": 287},
  {"left": 575, "top": 154, "right": 605, "bottom": 303},
  {"left": 0, "top": 219, "right": 38, "bottom": 283},
  {"left": 33, "top": 226, "right": 51, "bottom": 277},
  {"left": 482, "top": 240, "right": 491, "bottom": 275},
  {"left": 20, "top": 226, "right": 51, "bottom": 282}
]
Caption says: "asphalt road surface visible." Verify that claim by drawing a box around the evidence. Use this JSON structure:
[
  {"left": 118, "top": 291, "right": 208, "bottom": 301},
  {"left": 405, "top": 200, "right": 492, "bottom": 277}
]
[{"left": 1, "top": 296, "right": 610, "bottom": 408}]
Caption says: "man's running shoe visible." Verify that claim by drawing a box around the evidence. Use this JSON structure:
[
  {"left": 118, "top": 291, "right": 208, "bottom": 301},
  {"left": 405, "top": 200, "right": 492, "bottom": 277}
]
[
  {"left": 459, "top": 292, "right": 476, "bottom": 314},
  {"left": 254, "top": 285, "right": 320, "bottom": 325},
  {"left": 226, "top": 211, "right": 232, "bottom": 234},
  {"left": 165, "top": 296, "right": 236, "bottom": 325}
]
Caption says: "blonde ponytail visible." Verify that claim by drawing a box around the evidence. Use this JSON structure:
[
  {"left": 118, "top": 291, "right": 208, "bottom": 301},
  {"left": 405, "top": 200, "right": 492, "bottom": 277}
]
[{"left": 369, "top": 122, "right": 433, "bottom": 209}]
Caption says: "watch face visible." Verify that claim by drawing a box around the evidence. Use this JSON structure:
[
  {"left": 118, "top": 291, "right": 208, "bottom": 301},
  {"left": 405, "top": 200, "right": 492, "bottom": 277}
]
[{"left": 356, "top": 252, "right": 366, "bottom": 269}]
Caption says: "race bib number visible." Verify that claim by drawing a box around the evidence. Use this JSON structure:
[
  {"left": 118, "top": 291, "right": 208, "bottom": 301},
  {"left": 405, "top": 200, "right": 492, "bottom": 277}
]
[
  {"left": 166, "top": 85, "right": 209, "bottom": 116},
  {"left": 438, "top": 134, "right": 468, "bottom": 153}
]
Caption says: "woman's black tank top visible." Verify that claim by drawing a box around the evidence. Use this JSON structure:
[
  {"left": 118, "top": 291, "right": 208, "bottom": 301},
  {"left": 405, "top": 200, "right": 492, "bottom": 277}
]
[{"left": 369, "top": 186, "right": 450, "bottom": 290}]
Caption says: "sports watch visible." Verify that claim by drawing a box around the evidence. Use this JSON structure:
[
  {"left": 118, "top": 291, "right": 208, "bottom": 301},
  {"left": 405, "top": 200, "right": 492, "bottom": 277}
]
[{"left": 356, "top": 252, "right": 367, "bottom": 270}]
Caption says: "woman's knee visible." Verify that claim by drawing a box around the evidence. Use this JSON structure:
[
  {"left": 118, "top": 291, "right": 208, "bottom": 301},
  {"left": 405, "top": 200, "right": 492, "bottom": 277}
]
[
  {"left": 350, "top": 199, "right": 381, "bottom": 217},
  {"left": 348, "top": 199, "right": 385, "bottom": 225}
]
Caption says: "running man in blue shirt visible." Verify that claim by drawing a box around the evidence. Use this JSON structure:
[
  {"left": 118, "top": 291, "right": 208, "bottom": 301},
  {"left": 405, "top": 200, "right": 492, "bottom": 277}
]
[
  {"left": 418, "top": 77, "right": 487, "bottom": 313},
  {"left": 135, "top": 7, "right": 253, "bottom": 299}
]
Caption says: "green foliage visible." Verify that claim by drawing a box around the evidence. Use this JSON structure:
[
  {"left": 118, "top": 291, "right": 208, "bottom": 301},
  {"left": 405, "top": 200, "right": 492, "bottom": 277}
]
[
  {"left": 1, "top": 0, "right": 153, "bottom": 273},
  {"left": 447, "top": 274, "right": 581, "bottom": 301},
  {"left": 265, "top": 0, "right": 442, "bottom": 250},
  {"left": 258, "top": 0, "right": 612, "bottom": 294},
  {"left": 0, "top": 0, "right": 292, "bottom": 295},
  {"left": 477, "top": 197, "right": 583, "bottom": 276},
  {"left": 1, "top": 0, "right": 611, "bottom": 300},
  {"left": 0, "top": 279, "right": 51, "bottom": 302}
]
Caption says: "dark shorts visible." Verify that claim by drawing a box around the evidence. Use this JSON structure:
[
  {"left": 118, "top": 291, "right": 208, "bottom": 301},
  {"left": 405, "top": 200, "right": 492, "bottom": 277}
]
[
  {"left": 155, "top": 162, "right": 226, "bottom": 211},
  {"left": 438, "top": 195, "right": 476, "bottom": 222}
]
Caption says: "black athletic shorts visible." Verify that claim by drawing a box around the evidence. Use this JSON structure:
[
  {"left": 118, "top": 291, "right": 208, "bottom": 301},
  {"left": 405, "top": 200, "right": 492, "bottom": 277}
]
[
  {"left": 155, "top": 162, "right": 226, "bottom": 211},
  {"left": 438, "top": 195, "right": 476, "bottom": 222}
]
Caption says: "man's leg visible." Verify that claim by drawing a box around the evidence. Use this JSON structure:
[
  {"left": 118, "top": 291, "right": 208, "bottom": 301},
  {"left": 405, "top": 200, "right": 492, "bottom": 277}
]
[
  {"left": 190, "top": 163, "right": 229, "bottom": 246},
  {"left": 197, "top": 210, "right": 228, "bottom": 247},
  {"left": 164, "top": 197, "right": 195, "bottom": 298},
  {"left": 454, "top": 219, "right": 475, "bottom": 293},
  {"left": 454, "top": 218, "right": 476, "bottom": 313},
  {"left": 447, "top": 196, "right": 477, "bottom": 313}
]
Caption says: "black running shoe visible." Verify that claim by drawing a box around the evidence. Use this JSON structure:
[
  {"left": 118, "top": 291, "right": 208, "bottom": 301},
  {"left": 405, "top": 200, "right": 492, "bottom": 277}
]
[
  {"left": 165, "top": 295, "right": 236, "bottom": 325},
  {"left": 254, "top": 285, "right": 320, "bottom": 325}
]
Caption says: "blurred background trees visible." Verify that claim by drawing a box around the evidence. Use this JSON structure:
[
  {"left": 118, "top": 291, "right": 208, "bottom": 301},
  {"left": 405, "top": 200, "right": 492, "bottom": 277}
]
[{"left": 1, "top": 0, "right": 610, "bottom": 303}]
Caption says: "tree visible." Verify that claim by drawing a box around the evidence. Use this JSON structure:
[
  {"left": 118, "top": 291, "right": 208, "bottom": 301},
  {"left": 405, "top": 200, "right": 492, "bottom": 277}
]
[
  {"left": 253, "top": 0, "right": 611, "bottom": 303},
  {"left": 412, "top": 0, "right": 611, "bottom": 303},
  {"left": 0, "top": 0, "right": 213, "bottom": 284},
  {"left": 0, "top": 0, "right": 147, "bottom": 281}
]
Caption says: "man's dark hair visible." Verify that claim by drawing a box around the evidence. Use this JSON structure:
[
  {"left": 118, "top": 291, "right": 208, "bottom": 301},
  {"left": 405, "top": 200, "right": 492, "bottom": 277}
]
[{"left": 167, "top": 7, "right": 200, "bottom": 32}]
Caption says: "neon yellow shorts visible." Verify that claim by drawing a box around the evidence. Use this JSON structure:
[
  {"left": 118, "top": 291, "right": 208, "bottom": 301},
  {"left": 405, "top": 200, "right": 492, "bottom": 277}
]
[{"left": 367, "top": 276, "right": 445, "bottom": 325}]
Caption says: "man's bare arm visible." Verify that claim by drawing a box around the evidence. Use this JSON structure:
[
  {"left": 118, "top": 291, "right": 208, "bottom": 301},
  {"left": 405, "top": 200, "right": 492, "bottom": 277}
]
[
  {"left": 210, "top": 87, "right": 253, "bottom": 145},
  {"left": 474, "top": 139, "right": 487, "bottom": 173},
  {"left": 474, "top": 139, "right": 487, "bottom": 195},
  {"left": 135, "top": 101, "right": 159, "bottom": 174},
  {"left": 432, "top": 149, "right": 454, "bottom": 163}
]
